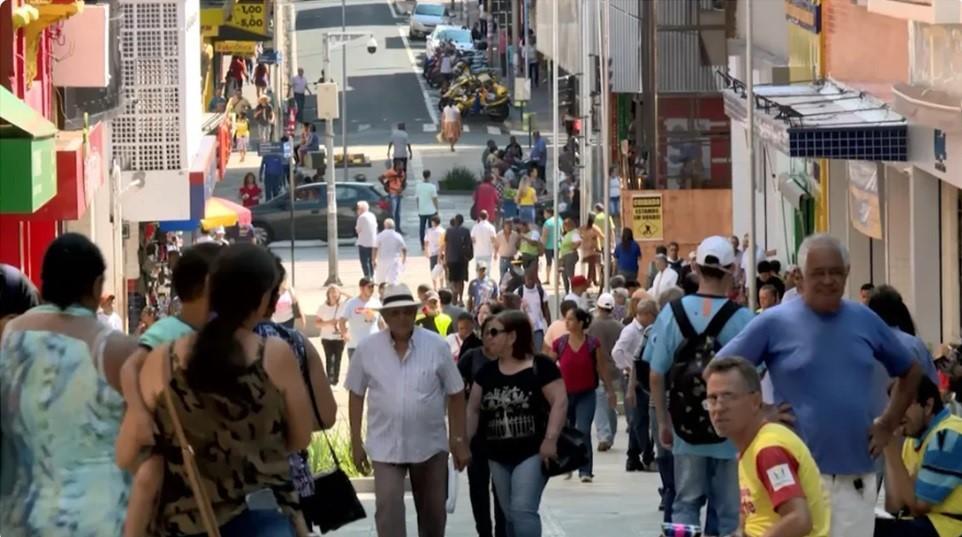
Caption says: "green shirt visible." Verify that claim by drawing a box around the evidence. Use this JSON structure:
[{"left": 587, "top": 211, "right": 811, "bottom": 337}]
[
  {"left": 559, "top": 229, "right": 581, "bottom": 257},
  {"left": 138, "top": 316, "right": 195, "bottom": 350},
  {"left": 594, "top": 212, "right": 615, "bottom": 240},
  {"left": 542, "top": 216, "right": 561, "bottom": 250}
]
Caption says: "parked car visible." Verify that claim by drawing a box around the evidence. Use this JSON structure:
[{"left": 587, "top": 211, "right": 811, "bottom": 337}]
[
  {"left": 250, "top": 182, "right": 390, "bottom": 244},
  {"left": 425, "top": 25, "right": 475, "bottom": 58},
  {"left": 408, "top": 2, "right": 448, "bottom": 40}
]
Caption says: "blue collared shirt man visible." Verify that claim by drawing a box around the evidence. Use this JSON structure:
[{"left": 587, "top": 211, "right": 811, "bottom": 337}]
[{"left": 717, "top": 234, "right": 922, "bottom": 537}]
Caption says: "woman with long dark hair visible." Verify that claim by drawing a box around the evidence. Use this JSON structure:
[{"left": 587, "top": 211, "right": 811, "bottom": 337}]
[
  {"left": 1, "top": 233, "right": 139, "bottom": 537},
  {"left": 613, "top": 227, "right": 643, "bottom": 283},
  {"left": 867, "top": 285, "right": 938, "bottom": 384},
  {"left": 120, "top": 244, "right": 316, "bottom": 536},
  {"left": 467, "top": 310, "right": 567, "bottom": 537}
]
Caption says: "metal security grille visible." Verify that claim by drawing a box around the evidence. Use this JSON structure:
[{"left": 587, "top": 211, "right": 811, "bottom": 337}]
[{"left": 111, "top": 0, "right": 187, "bottom": 172}]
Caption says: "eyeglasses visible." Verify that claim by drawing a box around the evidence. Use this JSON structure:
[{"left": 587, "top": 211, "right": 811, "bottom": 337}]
[
  {"left": 486, "top": 328, "right": 505, "bottom": 338},
  {"left": 705, "top": 391, "right": 755, "bottom": 408}
]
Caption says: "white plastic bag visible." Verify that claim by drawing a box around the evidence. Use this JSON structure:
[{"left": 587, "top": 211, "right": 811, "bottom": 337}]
[
  {"left": 431, "top": 262, "right": 445, "bottom": 281},
  {"left": 445, "top": 455, "right": 458, "bottom": 514}
]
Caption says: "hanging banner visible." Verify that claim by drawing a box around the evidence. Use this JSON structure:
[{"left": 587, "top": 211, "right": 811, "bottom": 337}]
[
  {"left": 847, "top": 161, "right": 882, "bottom": 239},
  {"left": 631, "top": 193, "right": 664, "bottom": 241}
]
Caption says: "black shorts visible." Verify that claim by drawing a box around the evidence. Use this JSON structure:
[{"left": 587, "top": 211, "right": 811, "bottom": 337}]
[{"left": 447, "top": 261, "right": 468, "bottom": 283}]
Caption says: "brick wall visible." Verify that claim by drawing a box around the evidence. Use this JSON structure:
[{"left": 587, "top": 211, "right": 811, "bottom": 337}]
[{"left": 823, "top": 0, "right": 909, "bottom": 101}]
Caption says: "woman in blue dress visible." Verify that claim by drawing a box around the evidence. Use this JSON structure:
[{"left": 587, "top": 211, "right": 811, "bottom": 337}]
[{"left": 0, "top": 233, "right": 139, "bottom": 537}]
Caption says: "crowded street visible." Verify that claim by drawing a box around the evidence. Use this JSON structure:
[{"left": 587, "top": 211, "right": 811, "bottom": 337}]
[{"left": 1, "top": 1, "right": 962, "bottom": 537}]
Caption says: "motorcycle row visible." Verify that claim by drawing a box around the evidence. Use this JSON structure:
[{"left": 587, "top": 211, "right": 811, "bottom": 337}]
[{"left": 423, "top": 42, "right": 511, "bottom": 122}]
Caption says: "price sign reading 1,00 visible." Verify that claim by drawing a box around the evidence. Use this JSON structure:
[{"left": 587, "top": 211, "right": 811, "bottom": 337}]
[{"left": 235, "top": 3, "right": 265, "bottom": 31}]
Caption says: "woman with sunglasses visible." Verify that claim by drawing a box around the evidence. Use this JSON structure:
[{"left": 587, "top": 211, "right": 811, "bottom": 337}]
[{"left": 467, "top": 310, "right": 568, "bottom": 537}]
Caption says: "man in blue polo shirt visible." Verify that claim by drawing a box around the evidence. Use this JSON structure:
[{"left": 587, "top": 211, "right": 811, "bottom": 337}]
[
  {"left": 719, "top": 233, "right": 922, "bottom": 537},
  {"left": 646, "top": 236, "right": 754, "bottom": 536}
]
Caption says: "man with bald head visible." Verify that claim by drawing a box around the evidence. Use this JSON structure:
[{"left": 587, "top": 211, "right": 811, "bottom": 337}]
[{"left": 719, "top": 233, "right": 923, "bottom": 537}]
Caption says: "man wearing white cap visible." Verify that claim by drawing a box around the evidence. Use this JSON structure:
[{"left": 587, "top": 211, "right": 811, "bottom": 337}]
[
  {"left": 644, "top": 236, "right": 753, "bottom": 536},
  {"left": 589, "top": 292, "right": 627, "bottom": 452},
  {"left": 346, "top": 283, "right": 471, "bottom": 537}
]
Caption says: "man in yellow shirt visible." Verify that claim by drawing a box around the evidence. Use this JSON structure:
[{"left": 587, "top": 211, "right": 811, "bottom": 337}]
[
  {"left": 705, "top": 357, "right": 830, "bottom": 537},
  {"left": 877, "top": 377, "right": 962, "bottom": 537}
]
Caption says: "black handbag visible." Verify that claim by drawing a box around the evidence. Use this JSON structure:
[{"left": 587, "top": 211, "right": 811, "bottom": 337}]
[
  {"left": 531, "top": 357, "right": 590, "bottom": 478},
  {"left": 299, "top": 359, "right": 367, "bottom": 533}
]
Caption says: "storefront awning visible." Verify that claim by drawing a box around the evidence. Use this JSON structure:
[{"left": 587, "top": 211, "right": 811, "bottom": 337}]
[
  {"left": 0, "top": 86, "right": 58, "bottom": 214},
  {"left": 720, "top": 74, "right": 909, "bottom": 161}
]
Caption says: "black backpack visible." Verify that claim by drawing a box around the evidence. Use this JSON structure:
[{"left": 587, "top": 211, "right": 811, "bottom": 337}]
[{"left": 666, "top": 298, "right": 741, "bottom": 445}]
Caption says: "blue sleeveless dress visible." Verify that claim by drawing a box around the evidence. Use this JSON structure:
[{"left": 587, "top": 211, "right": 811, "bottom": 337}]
[{"left": 0, "top": 305, "right": 129, "bottom": 537}]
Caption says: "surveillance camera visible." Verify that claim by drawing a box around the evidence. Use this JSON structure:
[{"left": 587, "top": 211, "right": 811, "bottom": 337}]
[{"left": 367, "top": 37, "right": 378, "bottom": 54}]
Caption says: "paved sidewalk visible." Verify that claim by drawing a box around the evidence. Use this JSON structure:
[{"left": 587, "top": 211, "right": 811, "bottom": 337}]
[{"left": 322, "top": 400, "right": 667, "bottom": 537}]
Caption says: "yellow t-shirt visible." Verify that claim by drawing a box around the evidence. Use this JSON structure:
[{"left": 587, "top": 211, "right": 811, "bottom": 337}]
[
  {"left": 900, "top": 413, "right": 962, "bottom": 537},
  {"left": 517, "top": 185, "right": 536, "bottom": 206},
  {"left": 738, "top": 423, "right": 831, "bottom": 537},
  {"left": 234, "top": 119, "right": 250, "bottom": 138}
]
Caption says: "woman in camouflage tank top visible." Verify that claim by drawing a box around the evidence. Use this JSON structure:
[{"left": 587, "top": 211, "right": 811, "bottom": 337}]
[{"left": 120, "top": 244, "right": 316, "bottom": 536}]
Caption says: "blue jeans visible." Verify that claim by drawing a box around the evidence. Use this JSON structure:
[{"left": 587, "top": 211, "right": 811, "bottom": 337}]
[
  {"left": 499, "top": 257, "right": 512, "bottom": 281},
  {"left": 419, "top": 213, "right": 436, "bottom": 246},
  {"left": 184, "top": 508, "right": 295, "bottom": 537},
  {"left": 389, "top": 194, "right": 403, "bottom": 231},
  {"left": 532, "top": 330, "right": 544, "bottom": 356},
  {"left": 594, "top": 383, "right": 619, "bottom": 445},
  {"left": 650, "top": 405, "right": 675, "bottom": 522},
  {"left": 358, "top": 246, "right": 374, "bottom": 278},
  {"left": 609, "top": 197, "right": 620, "bottom": 217},
  {"left": 518, "top": 205, "right": 536, "bottom": 224},
  {"left": 294, "top": 92, "right": 305, "bottom": 121},
  {"left": 672, "top": 454, "right": 739, "bottom": 535},
  {"left": 566, "top": 389, "right": 596, "bottom": 477},
  {"left": 489, "top": 454, "right": 548, "bottom": 537}
]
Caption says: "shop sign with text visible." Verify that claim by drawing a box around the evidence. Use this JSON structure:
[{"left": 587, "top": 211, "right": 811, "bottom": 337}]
[{"left": 785, "top": 0, "right": 820, "bottom": 33}]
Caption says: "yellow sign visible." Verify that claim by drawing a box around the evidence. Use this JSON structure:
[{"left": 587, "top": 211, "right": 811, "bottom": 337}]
[
  {"left": 225, "top": 0, "right": 269, "bottom": 37},
  {"left": 631, "top": 193, "right": 664, "bottom": 241},
  {"left": 200, "top": 8, "right": 222, "bottom": 38},
  {"left": 214, "top": 40, "right": 257, "bottom": 55}
]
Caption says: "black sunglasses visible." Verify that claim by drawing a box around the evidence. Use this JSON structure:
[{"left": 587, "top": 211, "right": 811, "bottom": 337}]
[{"left": 486, "top": 327, "right": 505, "bottom": 337}]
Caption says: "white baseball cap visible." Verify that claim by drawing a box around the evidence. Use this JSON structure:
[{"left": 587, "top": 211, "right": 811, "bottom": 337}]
[
  {"left": 595, "top": 293, "right": 615, "bottom": 310},
  {"left": 696, "top": 236, "right": 736, "bottom": 270}
]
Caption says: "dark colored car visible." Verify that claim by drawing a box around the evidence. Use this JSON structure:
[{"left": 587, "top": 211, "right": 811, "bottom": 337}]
[{"left": 250, "top": 181, "right": 390, "bottom": 244}]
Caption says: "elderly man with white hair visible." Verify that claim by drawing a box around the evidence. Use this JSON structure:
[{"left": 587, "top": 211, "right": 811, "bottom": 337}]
[
  {"left": 374, "top": 218, "right": 407, "bottom": 285},
  {"left": 356, "top": 200, "right": 378, "bottom": 278},
  {"left": 719, "top": 233, "right": 923, "bottom": 537}
]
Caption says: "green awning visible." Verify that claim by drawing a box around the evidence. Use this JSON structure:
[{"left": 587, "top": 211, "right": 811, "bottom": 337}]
[
  {"left": 0, "top": 86, "right": 58, "bottom": 214},
  {"left": 0, "top": 85, "right": 57, "bottom": 139}
]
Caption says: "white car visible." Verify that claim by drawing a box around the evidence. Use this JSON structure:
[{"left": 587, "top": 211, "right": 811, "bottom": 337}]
[
  {"left": 425, "top": 25, "right": 475, "bottom": 58},
  {"left": 408, "top": 2, "right": 448, "bottom": 40}
]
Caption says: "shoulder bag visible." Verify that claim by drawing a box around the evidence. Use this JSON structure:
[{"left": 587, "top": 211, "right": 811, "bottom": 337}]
[
  {"left": 162, "top": 349, "right": 222, "bottom": 537},
  {"left": 531, "top": 356, "right": 589, "bottom": 477},
  {"left": 299, "top": 357, "right": 367, "bottom": 533}
]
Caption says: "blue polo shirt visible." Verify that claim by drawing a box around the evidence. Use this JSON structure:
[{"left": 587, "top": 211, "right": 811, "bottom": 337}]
[
  {"left": 717, "top": 298, "right": 913, "bottom": 475},
  {"left": 643, "top": 294, "right": 754, "bottom": 459},
  {"left": 613, "top": 241, "right": 642, "bottom": 274}
]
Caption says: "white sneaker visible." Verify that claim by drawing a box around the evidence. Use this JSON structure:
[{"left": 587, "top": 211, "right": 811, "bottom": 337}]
[{"left": 580, "top": 475, "right": 593, "bottom": 483}]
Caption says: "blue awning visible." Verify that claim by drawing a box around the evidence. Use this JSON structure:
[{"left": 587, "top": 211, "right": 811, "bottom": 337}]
[
  {"left": 157, "top": 219, "right": 199, "bottom": 232},
  {"left": 721, "top": 75, "right": 909, "bottom": 161}
]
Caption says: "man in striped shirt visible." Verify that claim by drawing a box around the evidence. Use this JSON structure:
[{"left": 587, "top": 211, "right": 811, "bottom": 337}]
[{"left": 877, "top": 377, "right": 962, "bottom": 537}]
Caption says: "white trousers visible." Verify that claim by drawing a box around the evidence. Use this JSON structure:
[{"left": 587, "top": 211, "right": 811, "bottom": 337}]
[{"left": 820, "top": 472, "right": 877, "bottom": 537}]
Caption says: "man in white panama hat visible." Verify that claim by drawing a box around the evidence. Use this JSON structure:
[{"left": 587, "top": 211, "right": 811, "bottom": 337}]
[{"left": 345, "top": 283, "right": 471, "bottom": 537}]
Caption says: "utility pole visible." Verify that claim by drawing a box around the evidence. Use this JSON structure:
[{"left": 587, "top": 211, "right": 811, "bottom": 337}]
[
  {"left": 746, "top": 1, "right": 758, "bottom": 311},
  {"left": 322, "top": 34, "right": 341, "bottom": 286},
  {"left": 599, "top": 0, "right": 611, "bottom": 291},
  {"left": 579, "top": 0, "right": 590, "bottom": 225},
  {"left": 649, "top": 0, "right": 659, "bottom": 188},
  {"left": 341, "top": 0, "right": 348, "bottom": 189},
  {"left": 551, "top": 0, "right": 560, "bottom": 312},
  {"left": 511, "top": 0, "right": 519, "bottom": 78}
]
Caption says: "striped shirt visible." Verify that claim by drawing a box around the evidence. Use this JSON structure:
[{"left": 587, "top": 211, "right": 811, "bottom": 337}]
[{"left": 345, "top": 327, "right": 465, "bottom": 464}]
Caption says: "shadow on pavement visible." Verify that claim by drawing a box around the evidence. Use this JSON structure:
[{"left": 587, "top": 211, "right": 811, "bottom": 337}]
[{"left": 296, "top": 3, "right": 397, "bottom": 31}]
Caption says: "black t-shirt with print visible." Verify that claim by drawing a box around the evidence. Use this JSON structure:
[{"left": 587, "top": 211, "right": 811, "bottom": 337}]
[{"left": 475, "top": 354, "right": 561, "bottom": 465}]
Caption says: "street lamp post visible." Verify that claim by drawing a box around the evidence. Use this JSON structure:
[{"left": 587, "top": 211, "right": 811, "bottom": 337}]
[
  {"left": 320, "top": 30, "right": 376, "bottom": 287},
  {"left": 551, "top": 0, "right": 560, "bottom": 312}
]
